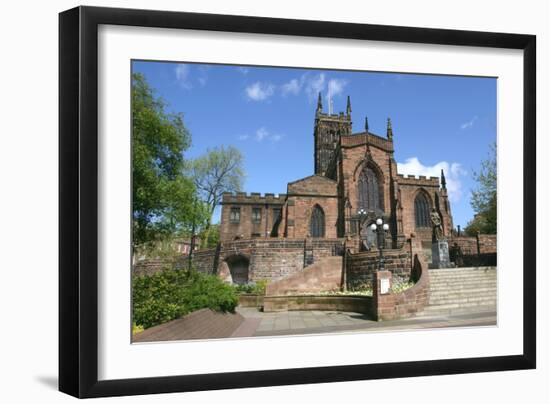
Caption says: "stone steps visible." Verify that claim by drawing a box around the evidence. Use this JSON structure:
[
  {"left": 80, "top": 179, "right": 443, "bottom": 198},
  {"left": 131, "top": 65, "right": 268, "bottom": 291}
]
[{"left": 418, "top": 267, "right": 497, "bottom": 317}]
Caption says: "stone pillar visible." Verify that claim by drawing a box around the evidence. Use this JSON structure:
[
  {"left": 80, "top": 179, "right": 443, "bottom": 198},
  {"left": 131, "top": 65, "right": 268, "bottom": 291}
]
[
  {"left": 431, "top": 239, "right": 453, "bottom": 268},
  {"left": 372, "top": 270, "right": 395, "bottom": 321}
]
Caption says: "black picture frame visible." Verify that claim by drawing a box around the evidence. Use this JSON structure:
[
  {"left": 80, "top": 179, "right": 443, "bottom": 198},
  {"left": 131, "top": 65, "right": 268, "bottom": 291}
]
[{"left": 59, "top": 5, "right": 536, "bottom": 398}]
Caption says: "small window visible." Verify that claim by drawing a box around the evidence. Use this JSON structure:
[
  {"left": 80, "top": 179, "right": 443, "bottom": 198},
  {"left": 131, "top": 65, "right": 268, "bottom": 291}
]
[
  {"left": 230, "top": 207, "right": 240, "bottom": 223},
  {"left": 252, "top": 207, "right": 262, "bottom": 224}
]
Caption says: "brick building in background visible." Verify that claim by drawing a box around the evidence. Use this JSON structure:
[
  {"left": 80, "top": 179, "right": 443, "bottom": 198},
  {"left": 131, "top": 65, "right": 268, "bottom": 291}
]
[{"left": 220, "top": 94, "right": 453, "bottom": 251}]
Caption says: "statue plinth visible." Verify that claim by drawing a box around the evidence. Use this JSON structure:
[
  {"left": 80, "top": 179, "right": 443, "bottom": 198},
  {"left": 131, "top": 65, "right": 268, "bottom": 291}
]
[{"left": 431, "top": 239, "right": 454, "bottom": 269}]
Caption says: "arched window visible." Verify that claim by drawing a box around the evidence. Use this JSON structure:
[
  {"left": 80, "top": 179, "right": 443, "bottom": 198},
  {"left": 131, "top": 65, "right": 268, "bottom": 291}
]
[
  {"left": 357, "top": 166, "right": 380, "bottom": 211},
  {"left": 310, "top": 205, "right": 325, "bottom": 238},
  {"left": 415, "top": 192, "right": 431, "bottom": 228}
]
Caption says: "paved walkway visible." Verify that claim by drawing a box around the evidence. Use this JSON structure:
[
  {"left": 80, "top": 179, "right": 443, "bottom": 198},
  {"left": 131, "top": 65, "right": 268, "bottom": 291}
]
[
  {"left": 231, "top": 307, "right": 496, "bottom": 338},
  {"left": 133, "top": 307, "right": 497, "bottom": 343}
]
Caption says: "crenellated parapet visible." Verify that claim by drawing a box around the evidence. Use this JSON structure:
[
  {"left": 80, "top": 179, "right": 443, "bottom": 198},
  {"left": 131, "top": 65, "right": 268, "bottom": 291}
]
[
  {"left": 221, "top": 192, "right": 286, "bottom": 205},
  {"left": 396, "top": 174, "right": 440, "bottom": 188}
]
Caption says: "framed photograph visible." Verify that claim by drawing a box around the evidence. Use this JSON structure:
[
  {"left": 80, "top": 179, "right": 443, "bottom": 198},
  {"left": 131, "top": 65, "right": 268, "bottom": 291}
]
[{"left": 59, "top": 6, "right": 536, "bottom": 398}]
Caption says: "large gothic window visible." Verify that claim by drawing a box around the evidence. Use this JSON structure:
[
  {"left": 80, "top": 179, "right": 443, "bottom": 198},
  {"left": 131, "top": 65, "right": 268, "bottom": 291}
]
[
  {"left": 310, "top": 205, "right": 325, "bottom": 238},
  {"left": 357, "top": 167, "right": 380, "bottom": 212},
  {"left": 414, "top": 192, "right": 431, "bottom": 228}
]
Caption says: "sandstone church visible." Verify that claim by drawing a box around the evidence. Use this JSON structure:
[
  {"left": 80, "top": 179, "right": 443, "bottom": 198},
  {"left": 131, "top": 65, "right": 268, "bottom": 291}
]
[{"left": 220, "top": 94, "right": 454, "bottom": 251}]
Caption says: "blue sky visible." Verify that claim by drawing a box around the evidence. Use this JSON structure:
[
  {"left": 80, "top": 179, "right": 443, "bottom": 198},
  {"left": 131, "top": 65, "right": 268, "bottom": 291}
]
[{"left": 133, "top": 60, "right": 496, "bottom": 229}]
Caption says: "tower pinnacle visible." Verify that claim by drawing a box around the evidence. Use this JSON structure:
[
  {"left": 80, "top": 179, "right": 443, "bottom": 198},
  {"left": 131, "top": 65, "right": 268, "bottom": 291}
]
[
  {"left": 364, "top": 115, "right": 369, "bottom": 133},
  {"left": 387, "top": 117, "right": 393, "bottom": 141},
  {"left": 346, "top": 95, "right": 352, "bottom": 115},
  {"left": 441, "top": 169, "right": 447, "bottom": 190},
  {"left": 316, "top": 92, "right": 323, "bottom": 113}
]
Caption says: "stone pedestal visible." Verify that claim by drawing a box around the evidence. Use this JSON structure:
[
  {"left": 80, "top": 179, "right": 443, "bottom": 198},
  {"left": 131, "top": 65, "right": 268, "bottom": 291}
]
[
  {"left": 431, "top": 239, "right": 453, "bottom": 268},
  {"left": 373, "top": 270, "right": 392, "bottom": 296},
  {"left": 372, "top": 271, "right": 394, "bottom": 321}
]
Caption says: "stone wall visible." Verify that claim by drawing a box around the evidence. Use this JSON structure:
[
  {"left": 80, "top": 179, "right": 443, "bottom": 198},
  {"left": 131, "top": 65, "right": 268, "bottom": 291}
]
[
  {"left": 191, "top": 248, "right": 218, "bottom": 274},
  {"left": 345, "top": 245, "right": 411, "bottom": 290},
  {"left": 265, "top": 256, "right": 343, "bottom": 296},
  {"left": 217, "top": 238, "right": 345, "bottom": 282},
  {"left": 448, "top": 234, "right": 497, "bottom": 266},
  {"left": 133, "top": 258, "right": 177, "bottom": 277},
  {"left": 220, "top": 192, "right": 285, "bottom": 242},
  {"left": 372, "top": 253, "right": 430, "bottom": 321},
  {"left": 263, "top": 295, "right": 372, "bottom": 314},
  {"left": 284, "top": 175, "right": 339, "bottom": 239}
]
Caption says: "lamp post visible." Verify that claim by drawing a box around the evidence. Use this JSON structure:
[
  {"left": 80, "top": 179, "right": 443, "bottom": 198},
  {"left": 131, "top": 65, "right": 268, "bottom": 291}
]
[{"left": 370, "top": 218, "right": 389, "bottom": 271}]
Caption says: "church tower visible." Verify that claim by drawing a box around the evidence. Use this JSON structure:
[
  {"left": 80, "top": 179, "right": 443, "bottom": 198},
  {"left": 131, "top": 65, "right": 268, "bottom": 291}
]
[{"left": 314, "top": 93, "right": 352, "bottom": 175}]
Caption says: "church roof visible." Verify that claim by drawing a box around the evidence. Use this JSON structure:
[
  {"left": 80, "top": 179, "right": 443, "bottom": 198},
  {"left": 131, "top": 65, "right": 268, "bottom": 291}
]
[
  {"left": 287, "top": 174, "right": 337, "bottom": 196},
  {"left": 341, "top": 132, "right": 394, "bottom": 153}
]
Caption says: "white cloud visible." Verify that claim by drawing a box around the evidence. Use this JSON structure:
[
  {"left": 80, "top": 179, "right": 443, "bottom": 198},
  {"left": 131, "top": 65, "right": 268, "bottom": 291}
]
[
  {"left": 281, "top": 78, "right": 302, "bottom": 96},
  {"left": 245, "top": 82, "right": 275, "bottom": 101},
  {"left": 248, "top": 127, "right": 283, "bottom": 143},
  {"left": 460, "top": 116, "right": 478, "bottom": 130},
  {"left": 237, "top": 67, "right": 249, "bottom": 75},
  {"left": 327, "top": 78, "right": 347, "bottom": 98},
  {"left": 305, "top": 73, "right": 326, "bottom": 101},
  {"left": 174, "top": 64, "right": 192, "bottom": 89},
  {"left": 270, "top": 134, "right": 283, "bottom": 142},
  {"left": 397, "top": 157, "right": 466, "bottom": 202},
  {"left": 255, "top": 127, "right": 269, "bottom": 141}
]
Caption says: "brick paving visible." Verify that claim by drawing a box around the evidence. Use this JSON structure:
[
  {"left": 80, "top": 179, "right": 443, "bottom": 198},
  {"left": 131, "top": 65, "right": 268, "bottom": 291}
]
[
  {"left": 133, "top": 307, "right": 496, "bottom": 343},
  {"left": 132, "top": 308, "right": 244, "bottom": 343}
]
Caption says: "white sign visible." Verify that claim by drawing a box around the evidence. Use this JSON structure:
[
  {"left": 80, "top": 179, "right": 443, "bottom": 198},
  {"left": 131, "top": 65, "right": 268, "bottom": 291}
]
[{"left": 380, "top": 278, "right": 390, "bottom": 295}]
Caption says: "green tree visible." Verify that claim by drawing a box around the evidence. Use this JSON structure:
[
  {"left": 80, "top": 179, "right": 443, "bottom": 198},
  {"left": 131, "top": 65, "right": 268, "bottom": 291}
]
[
  {"left": 132, "top": 73, "right": 201, "bottom": 249},
  {"left": 190, "top": 146, "right": 245, "bottom": 245},
  {"left": 465, "top": 142, "right": 497, "bottom": 235}
]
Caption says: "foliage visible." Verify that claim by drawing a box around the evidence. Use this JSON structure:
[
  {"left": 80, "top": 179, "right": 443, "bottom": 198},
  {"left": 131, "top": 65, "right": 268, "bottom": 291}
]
[
  {"left": 199, "top": 223, "right": 221, "bottom": 248},
  {"left": 390, "top": 278, "right": 415, "bottom": 294},
  {"left": 132, "top": 269, "right": 238, "bottom": 329},
  {"left": 190, "top": 146, "right": 245, "bottom": 246},
  {"left": 132, "top": 322, "right": 145, "bottom": 335},
  {"left": 233, "top": 280, "right": 268, "bottom": 295},
  {"left": 465, "top": 142, "right": 497, "bottom": 235},
  {"left": 132, "top": 73, "right": 206, "bottom": 248}
]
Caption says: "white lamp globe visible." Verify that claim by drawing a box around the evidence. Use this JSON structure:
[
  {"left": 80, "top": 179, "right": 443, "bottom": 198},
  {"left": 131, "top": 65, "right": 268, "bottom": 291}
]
[
  {"left": 370, "top": 223, "right": 377, "bottom": 231},
  {"left": 383, "top": 223, "right": 389, "bottom": 231},
  {"left": 376, "top": 218, "right": 383, "bottom": 226}
]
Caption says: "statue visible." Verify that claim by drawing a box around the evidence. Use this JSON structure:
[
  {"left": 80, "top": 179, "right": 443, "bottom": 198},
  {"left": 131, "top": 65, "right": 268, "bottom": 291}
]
[{"left": 430, "top": 208, "right": 443, "bottom": 241}]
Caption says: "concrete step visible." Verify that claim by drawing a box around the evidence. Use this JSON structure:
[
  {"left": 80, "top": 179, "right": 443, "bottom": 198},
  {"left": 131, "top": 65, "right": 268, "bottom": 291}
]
[
  {"left": 422, "top": 301, "right": 497, "bottom": 312},
  {"left": 430, "top": 275, "right": 496, "bottom": 281},
  {"left": 429, "top": 278, "right": 496, "bottom": 285},
  {"left": 429, "top": 290, "right": 496, "bottom": 299},
  {"left": 429, "top": 273, "right": 496, "bottom": 279},
  {"left": 430, "top": 282, "right": 497, "bottom": 292},
  {"left": 416, "top": 305, "right": 497, "bottom": 318},
  {"left": 429, "top": 289, "right": 496, "bottom": 299},
  {"left": 429, "top": 296, "right": 496, "bottom": 305},
  {"left": 429, "top": 267, "right": 496, "bottom": 273},
  {"left": 420, "top": 267, "right": 497, "bottom": 318}
]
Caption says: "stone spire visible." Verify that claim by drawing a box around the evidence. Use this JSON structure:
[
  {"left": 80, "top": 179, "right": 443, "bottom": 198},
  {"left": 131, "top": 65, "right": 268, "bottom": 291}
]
[
  {"left": 387, "top": 117, "right": 393, "bottom": 141},
  {"left": 346, "top": 95, "right": 352, "bottom": 115},
  {"left": 364, "top": 115, "right": 371, "bottom": 158},
  {"left": 441, "top": 169, "right": 447, "bottom": 190},
  {"left": 316, "top": 92, "right": 323, "bottom": 113}
]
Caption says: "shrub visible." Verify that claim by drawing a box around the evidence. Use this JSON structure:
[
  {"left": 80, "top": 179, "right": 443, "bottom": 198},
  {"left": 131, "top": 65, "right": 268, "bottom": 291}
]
[
  {"left": 233, "top": 279, "right": 268, "bottom": 296},
  {"left": 132, "top": 269, "right": 238, "bottom": 329}
]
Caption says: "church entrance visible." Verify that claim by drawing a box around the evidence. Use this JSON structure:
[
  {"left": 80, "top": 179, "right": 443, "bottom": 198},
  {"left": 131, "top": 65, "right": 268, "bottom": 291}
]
[
  {"left": 226, "top": 255, "right": 250, "bottom": 285},
  {"left": 360, "top": 220, "right": 377, "bottom": 251}
]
